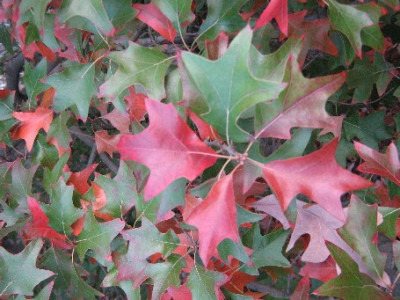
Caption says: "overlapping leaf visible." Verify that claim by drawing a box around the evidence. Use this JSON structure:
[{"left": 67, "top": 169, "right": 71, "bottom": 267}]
[
  {"left": 262, "top": 138, "right": 373, "bottom": 221},
  {"left": 182, "top": 26, "right": 285, "bottom": 142},
  {"left": 0, "top": 239, "right": 54, "bottom": 297},
  {"left": 186, "top": 173, "right": 239, "bottom": 266},
  {"left": 99, "top": 43, "right": 172, "bottom": 101},
  {"left": 118, "top": 99, "right": 217, "bottom": 200}
]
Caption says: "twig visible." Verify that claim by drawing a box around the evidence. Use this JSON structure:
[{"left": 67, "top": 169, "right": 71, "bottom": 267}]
[
  {"left": 132, "top": 23, "right": 147, "bottom": 42},
  {"left": 247, "top": 282, "right": 290, "bottom": 298},
  {"left": 69, "top": 125, "right": 118, "bottom": 174},
  {"left": 87, "top": 144, "right": 97, "bottom": 167}
]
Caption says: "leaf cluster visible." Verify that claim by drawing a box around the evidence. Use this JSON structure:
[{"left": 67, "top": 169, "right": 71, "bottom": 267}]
[{"left": 0, "top": 0, "right": 400, "bottom": 299}]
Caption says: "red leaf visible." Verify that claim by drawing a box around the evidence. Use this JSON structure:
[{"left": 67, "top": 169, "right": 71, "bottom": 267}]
[
  {"left": 263, "top": 138, "right": 373, "bottom": 222},
  {"left": 258, "top": 58, "right": 345, "bottom": 139},
  {"left": 254, "top": 0, "right": 288, "bottom": 36},
  {"left": 37, "top": 41, "right": 57, "bottom": 62},
  {"left": 12, "top": 107, "right": 53, "bottom": 151},
  {"left": 102, "top": 109, "right": 130, "bottom": 133},
  {"left": 288, "top": 11, "right": 338, "bottom": 63},
  {"left": 213, "top": 260, "right": 257, "bottom": 294},
  {"left": 205, "top": 31, "right": 229, "bottom": 60},
  {"left": 132, "top": 3, "right": 177, "bottom": 42},
  {"left": 23, "top": 197, "right": 70, "bottom": 249},
  {"left": 40, "top": 87, "right": 56, "bottom": 108},
  {"left": 118, "top": 99, "right": 217, "bottom": 200},
  {"left": 188, "top": 110, "right": 222, "bottom": 142},
  {"left": 166, "top": 285, "right": 192, "bottom": 300},
  {"left": 124, "top": 86, "right": 147, "bottom": 122},
  {"left": 290, "top": 275, "right": 310, "bottom": 300},
  {"left": 95, "top": 131, "right": 121, "bottom": 156},
  {"left": 354, "top": 141, "right": 400, "bottom": 185},
  {"left": 375, "top": 182, "right": 400, "bottom": 208},
  {"left": 54, "top": 18, "right": 80, "bottom": 61},
  {"left": 185, "top": 173, "right": 239, "bottom": 266},
  {"left": 299, "top": 256, "right": 338, "bottom": 283},
  {"left": 232, "top": 166, "right": 267, "bottom": 204},
  {"left": 66, "top": 164, "right": 98, "bottom": 195},
  {"left": 247, "top": 195, "right": 290, "bottom": 229},
  {"left": 286, "top": 201, "right": 348, "bottom": 263}
]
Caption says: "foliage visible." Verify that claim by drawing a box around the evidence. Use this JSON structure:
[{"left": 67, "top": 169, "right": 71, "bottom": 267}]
[{"left": 0, "top": 0, "right": 400, "bottom": 299}]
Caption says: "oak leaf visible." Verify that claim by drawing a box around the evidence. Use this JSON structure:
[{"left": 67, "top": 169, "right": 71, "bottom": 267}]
[
  {"left": 95, "top": 131, "right": 121, "bottom": 156},
  {"left": 354, "top": 141, "right": 400, "bottom": 185},
  {"left": 12, "top": 107, "right": 53, "bottom": 151},
  {"left": 185, "top": 173, "right": 239, "bottom": 266},
  {"left": 181, "top": 26, "right": 286, "bottom": 142},
  {"left": 0, "top": 239, "right": 54, "bottom": 296},
  {"left": 255, "top": 0, "right": 288, "bottom": 35},
  {"left": 66, "top": 164, "right": 98, "bottom": 195},
  {"left": 132, "top": 2, "right": 176, "bottom": 42},
  {"left": 299, "top": 256, "right": 338, "bottom": 283},
  {"left": 23, "top": 197, "right": 70, "bottom": 249},
  {"left": 256, "top": 57, "right": 345, "bottom": 140},
  {"left": 118, "top": 99, "right": 217, "bottom": 200},
  {"left": 263, "top": 138, "right": 373, "bottom": 221},
  {"left": 316, "top": 243, "right": 392, "bottom": 299}
]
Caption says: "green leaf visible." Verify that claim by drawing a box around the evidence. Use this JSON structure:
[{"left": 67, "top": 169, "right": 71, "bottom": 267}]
[
  {"left": 344, "top": 111, "right": 393, "bottom": 150},
  {"left": 236, "top": 204, "right": 264, "bottom": 225},
  {"left": 8, "top": 160, "right": 38, "bottom": 212},
  {"left": 250, "top": 37, "right": 302, "bottom": 82},
  {"left": 0, "top": 239, "right": 54, "bottom": 297},
  {"left": 41, "top": 247, "right": 103, "bottom": 298},
  {"left": 42, "top": 13, "right": 59, "bottom": 50},
  {"left": 242, "top": 223, "right": 263, "bottom": 250},
  {"left": 33, "top": 281, "right": 53, "bottom": 300},
  {"left": 251, "top": 229, "right": 290, "bottom": 268},
  {"left": 0, "top": 219, "right": 27, "bottom": 240},
  {"left": 24, "top": 59, "right": 48, "bottom": 106},
  {"left": 135, "top": 194, "right": 159, "bottom": 223},
  {"left": 146, "top": 254, "right": 186, "bottom": 300},
  {"left": 31, "top": 133, "right": 59, "bottom": 169},
  {"left": 326, "top": 0, "right": 373, "bottom": 56},
  {"left": 48, "top": 111, "right": 71, "bottom": 149},
  {"left": 115, "top": 218, "right": 179, "bottom": 287},
  {"left": 154, "top": 177, "right": 187, "bottom": 220},
  {"left": 19, "top": 0, "right": 52, "bottom": 32},
  {"left": 99, "top": 43, "right": 172, "bottom": 101},
  {"left": 122, "top": 218, "right": 179, "bottom": 260},
  {"left": 317, "top": 243, "right": 390, "bottom": 299},
  {"left": 59, "top": 0, "right": 114, "bottom": 35},
  {"left": 378, "top": 207, "right": 400, "bottom": 239},
  {"left": 0, "top": 91, "right": 15, "bottom": 121},
  {"left": 358, "top": 3, "right": 385, "bottom": 51},
  {"left": 218, "top": 239, "right": 250, "bottom": 264},
  {"left": 187, "top": 264, "right": 225, "bottom": 300},
  {"left": 153, "top": 0, "right": 194, "bottom": 32},
  {"left": 94, "top": 161, "right": 140, "bottom": 219},
  {"left": 198, "top": 0, "right": 247, "bottom": 41},
  {"left": 43, "top": 151, "right": 70, "bottom": 193},
  {"left": 0, "top": 201, "right": 23, "bottom": 226},
  {"left": 42, "top": 178, "right": 84, "bottom": 235},
  {"left": 103, "top": 0, "right": 136, "bottom": 28},
  {"left": 46, "top": 63, "right": 97, "bottom": 120},
  {"left": 347, "top": 53, "right": 393, "bottom": 102},
  {"left": 339, "top": 197, "right": 386, "bottom": 277},
  {"left": 181, "top": 26, "right": 285, "bottom": 142},
  {"left": 0, "top": 24, "right": 15, "bottom": 53},
  {"left": 76, "top": 208, "right": 125, "bottom": 261}
]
